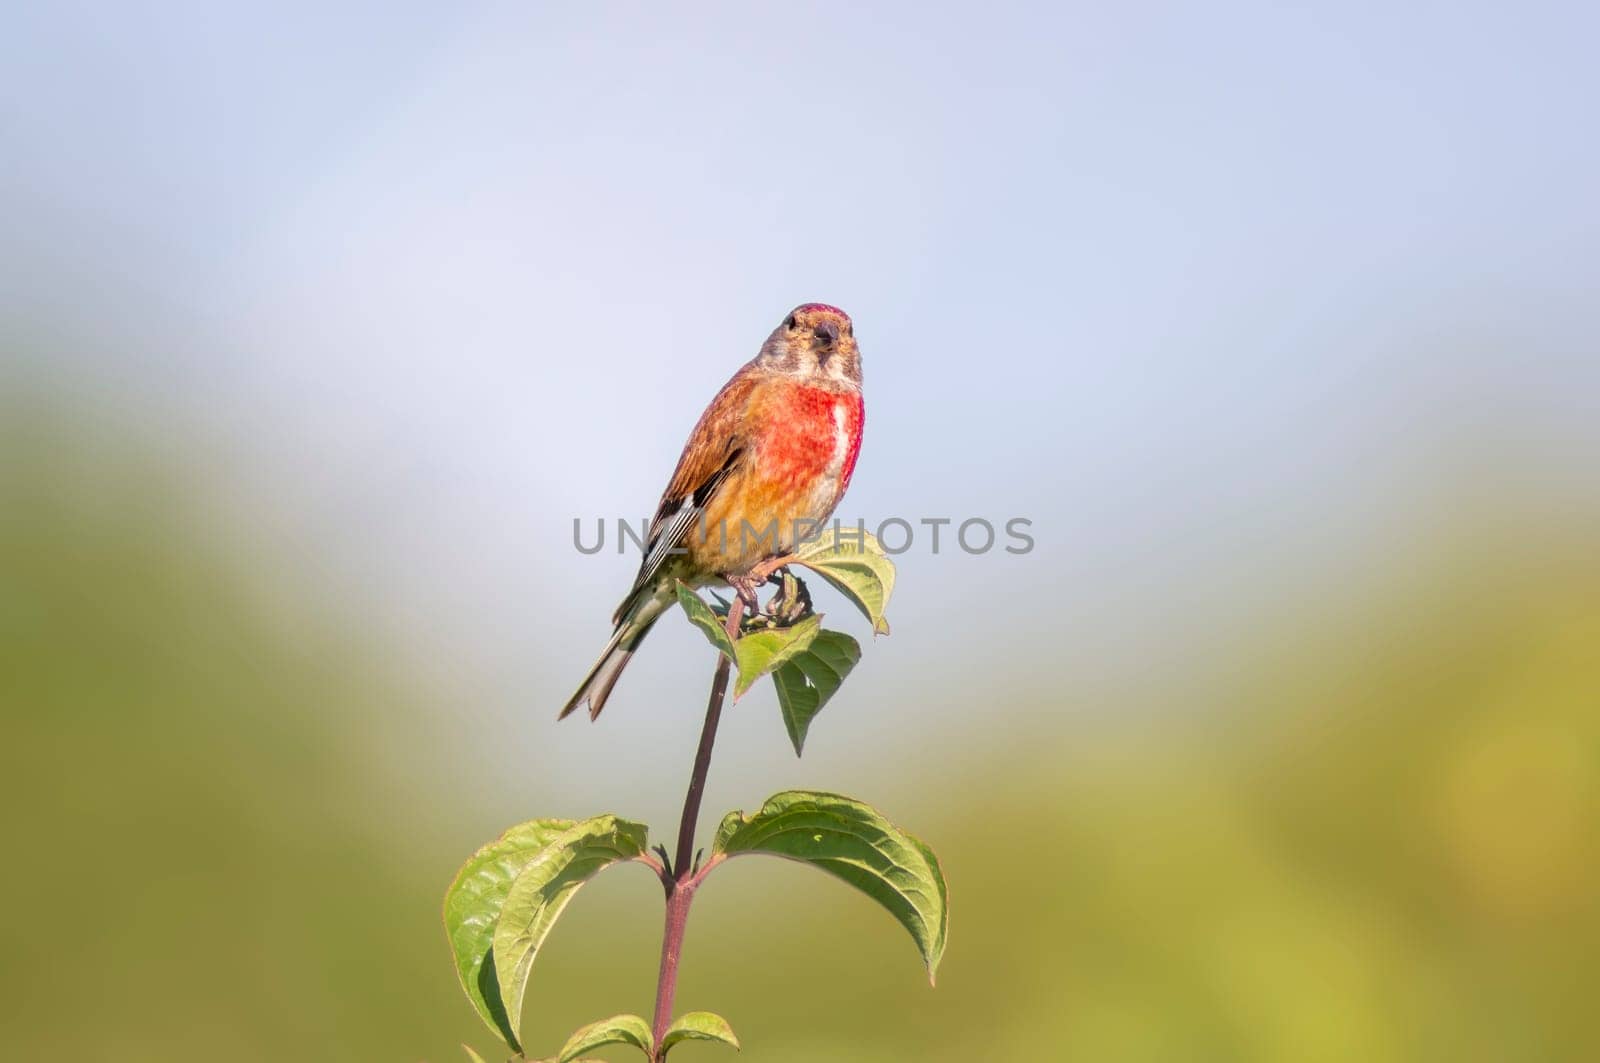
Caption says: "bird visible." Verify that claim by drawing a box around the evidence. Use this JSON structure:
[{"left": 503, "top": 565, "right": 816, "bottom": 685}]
[{"left": 560, "top": 303, "right": 865, "bottom": 721}]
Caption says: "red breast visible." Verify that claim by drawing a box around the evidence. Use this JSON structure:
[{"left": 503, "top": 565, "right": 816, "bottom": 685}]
[
  {"left": 686, "top": 375, "right": 863, "bottom": 573},
  {"left": 758, "top": 382, "right": 864, "bottom": 500}
]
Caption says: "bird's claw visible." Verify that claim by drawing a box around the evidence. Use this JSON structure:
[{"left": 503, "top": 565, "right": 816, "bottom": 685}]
[
  {"left": 726, "top": 562, "right": 813, "bottom": 630},
  {"left": 765, "top": 568, "right": 813, "bottom": 625},
  {"left": 730, "top": 576, "right": 762, "bottom": 615}
]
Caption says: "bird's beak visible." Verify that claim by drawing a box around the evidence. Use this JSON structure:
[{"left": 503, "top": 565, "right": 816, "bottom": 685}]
[{"left": 814, "top": 321, "right": 840, "bottom": 351}]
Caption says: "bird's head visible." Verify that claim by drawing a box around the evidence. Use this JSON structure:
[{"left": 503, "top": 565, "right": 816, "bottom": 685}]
[{"left": 757, "top": 303, "right": 861, "bottom": 389}]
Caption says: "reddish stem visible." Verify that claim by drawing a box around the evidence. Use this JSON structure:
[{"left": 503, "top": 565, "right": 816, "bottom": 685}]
[{"left": 649, "top": 598, "right": 744, "bottom": 1058}]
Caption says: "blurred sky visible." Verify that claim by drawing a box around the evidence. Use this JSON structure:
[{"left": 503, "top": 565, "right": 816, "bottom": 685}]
[
  {"left": 3, "top": 5, "right": 1599, "bottom": 1056},
  {"left": 7, "top": 0, "right": 1600, "bottom": 808},
  {"left": 8, "top": 0, "right": 1600, "bottom": 799}
]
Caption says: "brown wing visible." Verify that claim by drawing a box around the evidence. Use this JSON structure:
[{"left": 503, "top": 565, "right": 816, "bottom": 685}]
[{"left": 611, "top": 364, "right": 762, "bottom": 624}]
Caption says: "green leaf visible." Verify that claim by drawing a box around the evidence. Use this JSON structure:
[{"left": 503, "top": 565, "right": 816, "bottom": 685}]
[
  {"left": 712, "top": 791, "right": 948, "bottom": 982},
  {"left": 460, "top": 1045, "right": 490, "bottom": 1063},
  {"left": 490, "top": 816, "right": 650, "bottom": 1048},
  {"left": 675, "top": 581, "right": 735, "bottom": 659},
  {"left": 662, "top": 1011, "right": 741, "bottom": 1054},
  {"left": 772, "top": 629, "right": 861, "bottom": 755},
  {"left": 731, "top": 612, "right": 821, "bottom": 699},
  {"left": 443, "top": 818, "right": 576, "bottom": 1052},
  {"left": 793, "top": 527, "right": 895, "bottom": 635},
  {"left": 677, "top": 582, "right": 822, "bottom": 700},
  {"left": 557, "top": 1013, "right": 654, "bottom": 1061}
]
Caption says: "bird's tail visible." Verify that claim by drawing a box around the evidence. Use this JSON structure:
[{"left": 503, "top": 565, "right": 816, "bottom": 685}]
[{"left": 558, "top": 589, "right": 672, "bottom": 721}]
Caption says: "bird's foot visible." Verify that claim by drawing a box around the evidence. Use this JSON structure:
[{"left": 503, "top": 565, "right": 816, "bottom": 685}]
[
  {"left": 728, "top": 556, "right": 810, "bottom": 629},
  {"left": 729, "top": 575, "right": 762, "bottom": 616},
  {"left": 765, "top": 568, "right": 813, "bottom": 625},
  {"left": 747, "top": 553, "right": 797, "bottom": 586}
]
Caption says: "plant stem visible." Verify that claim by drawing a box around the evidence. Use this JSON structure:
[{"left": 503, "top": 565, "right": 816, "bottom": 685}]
[
  {"left": 648, "top": 874, "right": 696, "bottom": 1059},
  {"left": 649, "top": 597, "right": 744, "bottom": 1058}
]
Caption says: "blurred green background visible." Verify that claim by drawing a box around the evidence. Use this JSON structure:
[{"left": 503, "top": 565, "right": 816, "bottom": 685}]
[{"left": 4, "top": 4, "right": 1598, "bottom": 1061}]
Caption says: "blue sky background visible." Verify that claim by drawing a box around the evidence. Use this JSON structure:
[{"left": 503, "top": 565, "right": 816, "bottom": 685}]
[{"left": 7, "top": 1, "right": 1599, "bottom": 802}]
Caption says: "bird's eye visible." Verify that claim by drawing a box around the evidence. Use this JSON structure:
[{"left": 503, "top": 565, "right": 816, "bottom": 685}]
[{"left": 784, "top": 314, "right": 798, "bottom": 330}]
